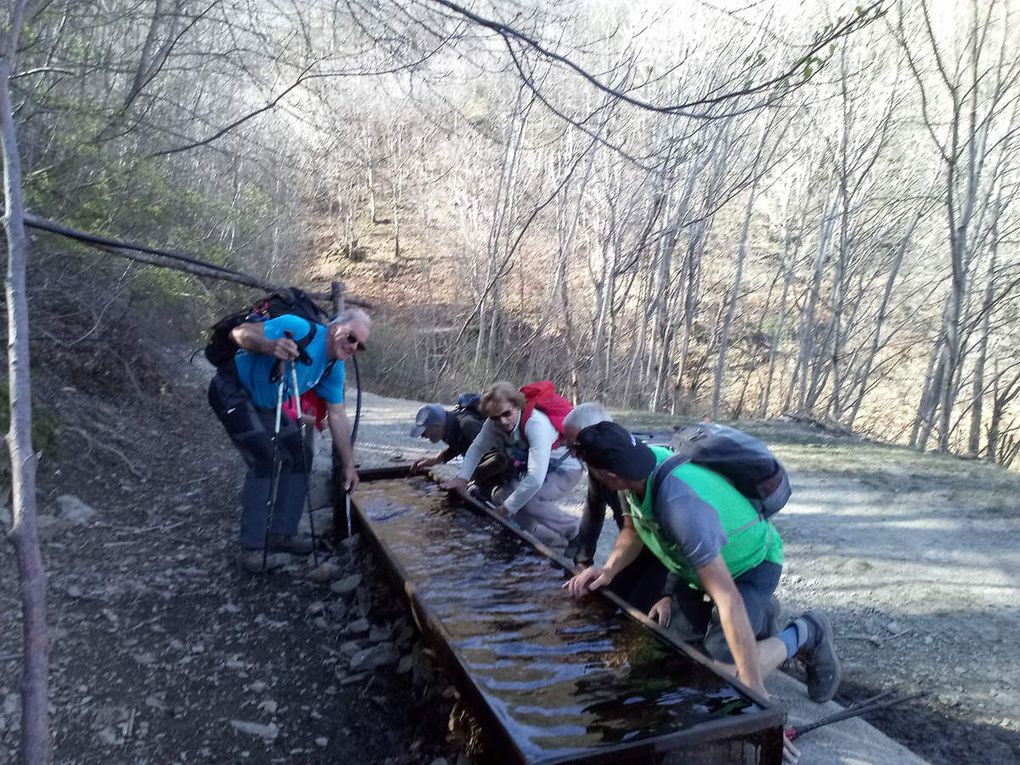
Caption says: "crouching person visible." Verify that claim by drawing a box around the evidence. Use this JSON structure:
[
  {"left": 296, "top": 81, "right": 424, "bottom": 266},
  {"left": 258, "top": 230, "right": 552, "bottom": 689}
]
[
  {"left": 564, "top": 421, "right": 840, "bottom": 706},
  {"left": 440, "top": 381, "right": 581, "bottom": 547},
  {"left": 409, "top": 401, "right": 513, "bottom": 499},
  {"left": 561, "top": 403, "right": 670, "bottom": 613},
  {"left": 208, "top": 309, "right": 370, "bottom": 573}
]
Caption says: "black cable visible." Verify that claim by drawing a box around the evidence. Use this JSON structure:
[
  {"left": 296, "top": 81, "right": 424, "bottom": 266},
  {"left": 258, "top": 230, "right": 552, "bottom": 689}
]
[{"left": 351, "top": 353, "right": 362, "bottom": 446}]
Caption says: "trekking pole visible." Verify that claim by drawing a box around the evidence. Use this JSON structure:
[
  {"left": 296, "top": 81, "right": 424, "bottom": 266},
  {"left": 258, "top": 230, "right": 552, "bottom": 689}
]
[
  {"left": 290, "top": 360, "right": 320, "bottom": 566},
  {"left": 261, "top": 358, "right": 286, "bottom": 571},
  {"left": 785, "top": 691, "right": 927, "bottom": 741}
]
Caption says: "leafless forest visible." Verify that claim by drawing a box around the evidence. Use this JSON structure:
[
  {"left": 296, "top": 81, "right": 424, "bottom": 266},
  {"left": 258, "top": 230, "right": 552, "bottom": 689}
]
[{"left": 12, "top": 0, "right": 1020, "bottom": 466}]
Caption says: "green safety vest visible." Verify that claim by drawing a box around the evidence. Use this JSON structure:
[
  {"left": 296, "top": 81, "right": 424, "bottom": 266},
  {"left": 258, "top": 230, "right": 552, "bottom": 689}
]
[{"left": 626, "top": 446, "right": 784, "bottom": 590}]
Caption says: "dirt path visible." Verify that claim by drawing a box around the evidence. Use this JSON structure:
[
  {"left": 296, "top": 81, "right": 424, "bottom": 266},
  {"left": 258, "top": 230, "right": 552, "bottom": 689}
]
[
  {"left": 769, "top": 434, "right": 1020, "bottom": 765},
  {"left": 0, "top": 379, "right": 452, "bottom": 764}
]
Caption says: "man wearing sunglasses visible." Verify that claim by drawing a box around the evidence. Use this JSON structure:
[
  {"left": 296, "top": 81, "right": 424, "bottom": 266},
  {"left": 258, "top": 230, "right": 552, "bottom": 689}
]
[{"left": 209, "top": 307, "right": 371, "bottom": 573}]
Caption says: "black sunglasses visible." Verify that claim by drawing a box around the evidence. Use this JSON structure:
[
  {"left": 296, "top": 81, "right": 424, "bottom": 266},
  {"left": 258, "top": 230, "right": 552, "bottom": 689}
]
[{"left": 345, "top": 332, "right": 367, "bottom": 352}]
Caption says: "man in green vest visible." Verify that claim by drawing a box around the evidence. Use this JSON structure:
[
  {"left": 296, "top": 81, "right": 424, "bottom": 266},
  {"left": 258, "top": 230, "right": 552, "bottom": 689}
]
[{"left": 564, "top": 421, "right": 840, "bottom": 705}]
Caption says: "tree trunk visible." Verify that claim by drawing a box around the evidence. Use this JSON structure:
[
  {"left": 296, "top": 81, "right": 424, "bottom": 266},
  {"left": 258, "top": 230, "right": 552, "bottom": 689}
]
[
  {"left": 1, "top": 29, "right": 52, "bottom": 761},
  {"left": 712, "top": 174, "right": 760, "bottom": 419}
]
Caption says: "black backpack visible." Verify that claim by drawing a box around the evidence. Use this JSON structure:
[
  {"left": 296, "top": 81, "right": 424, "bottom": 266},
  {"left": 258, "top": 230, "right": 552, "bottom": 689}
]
[
  {"left": 652, "top": 423, "right": 791, "bottom": 519},
  {"left": 203, "top": 288, "right": 329, "bottom": 367},
  {"left": 455, "top": 392, "right": 482, "bottom": 418}
]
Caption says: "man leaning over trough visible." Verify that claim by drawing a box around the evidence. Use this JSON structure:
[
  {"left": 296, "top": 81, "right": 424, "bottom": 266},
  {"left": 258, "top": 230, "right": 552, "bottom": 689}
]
[
  {"left": 564, "top": 421, "right": 841, "bottom": 709},
  {"left": 208, "top": 308, "right": 370, "bottom": 573}
]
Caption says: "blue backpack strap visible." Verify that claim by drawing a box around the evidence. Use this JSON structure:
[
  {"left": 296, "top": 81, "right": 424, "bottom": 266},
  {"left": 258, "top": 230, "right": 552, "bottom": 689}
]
[{"left": 651, "top": 454, "right": 689, "bottom": 501}]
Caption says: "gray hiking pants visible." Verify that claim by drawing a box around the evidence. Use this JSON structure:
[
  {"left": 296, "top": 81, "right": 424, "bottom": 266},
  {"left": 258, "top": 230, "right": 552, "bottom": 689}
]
[{"left": 495, "top": 467, "right": 582, "bottom": 548}]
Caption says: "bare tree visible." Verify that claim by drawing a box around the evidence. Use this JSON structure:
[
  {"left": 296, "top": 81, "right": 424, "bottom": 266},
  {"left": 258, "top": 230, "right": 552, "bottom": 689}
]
[{"left": 2, "top": 1, "right": 51, "bottom": 761}]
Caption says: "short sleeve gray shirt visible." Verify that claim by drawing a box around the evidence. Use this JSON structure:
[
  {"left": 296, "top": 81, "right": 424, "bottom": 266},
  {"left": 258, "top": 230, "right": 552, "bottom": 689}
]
[{"left": 651, "top": 475, "right": 729, "bottom": 570}]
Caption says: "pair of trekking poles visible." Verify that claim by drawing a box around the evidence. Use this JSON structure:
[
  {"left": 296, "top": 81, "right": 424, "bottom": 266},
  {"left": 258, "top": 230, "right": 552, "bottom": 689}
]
[{"left": 260, "top": 331, "right": 321, "bottom": 571}]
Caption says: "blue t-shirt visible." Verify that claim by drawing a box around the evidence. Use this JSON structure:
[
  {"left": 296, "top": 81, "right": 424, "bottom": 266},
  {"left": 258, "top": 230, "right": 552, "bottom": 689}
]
[{"left": 233, "top": 315, "right": 346, "bottom": 409}]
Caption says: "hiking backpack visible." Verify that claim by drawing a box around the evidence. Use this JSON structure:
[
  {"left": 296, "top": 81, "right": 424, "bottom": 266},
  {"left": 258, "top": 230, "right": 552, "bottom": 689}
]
[
  {"left": 518, "top": 380, "right": 573, "bottom": 446},
  {"left": 203, "top": 287, "right": 330, "bottom": 367},
  {"left": 456, "top": 392, "right": 482, "bottom": 417},
  {"left": 652, "top": 423, "right": 791, "bottom": 519}
]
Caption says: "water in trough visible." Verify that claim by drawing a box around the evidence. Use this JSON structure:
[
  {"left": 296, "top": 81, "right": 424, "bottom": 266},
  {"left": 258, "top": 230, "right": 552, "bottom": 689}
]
[{"left": 355, "top": 476, "right": 781, "bottom": 764}]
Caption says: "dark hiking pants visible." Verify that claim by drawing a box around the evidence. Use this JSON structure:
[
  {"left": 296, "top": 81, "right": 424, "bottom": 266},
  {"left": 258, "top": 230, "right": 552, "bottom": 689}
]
[
  {"left": 670, "top": 559, "right": 782, "bottom": 663},
  {"left": 208, "top": 361, "right": 311, "bottom": 549}
]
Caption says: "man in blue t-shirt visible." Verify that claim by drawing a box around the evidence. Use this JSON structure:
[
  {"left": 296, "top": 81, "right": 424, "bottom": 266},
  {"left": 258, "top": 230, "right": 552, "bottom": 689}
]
[{"left": 208, "top": 308, "right": 371, "bottom": 572}]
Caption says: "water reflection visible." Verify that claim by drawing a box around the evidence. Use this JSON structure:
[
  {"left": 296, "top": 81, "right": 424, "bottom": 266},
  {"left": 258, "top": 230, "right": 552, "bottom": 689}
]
[{"left": 357, "top": 479, "right": 761, "bottom": 761}]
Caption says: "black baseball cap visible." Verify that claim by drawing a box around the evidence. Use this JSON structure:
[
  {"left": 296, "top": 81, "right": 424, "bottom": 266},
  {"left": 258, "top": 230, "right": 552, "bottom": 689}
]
[{"left": 575, "top": 421, "right": 656, "bottom": 480}]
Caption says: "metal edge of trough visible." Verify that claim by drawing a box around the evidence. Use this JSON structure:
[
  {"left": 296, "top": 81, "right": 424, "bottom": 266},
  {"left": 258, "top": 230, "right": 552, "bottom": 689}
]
[{"left": 351, "top": 465, "right": 786, "bottom": 764}]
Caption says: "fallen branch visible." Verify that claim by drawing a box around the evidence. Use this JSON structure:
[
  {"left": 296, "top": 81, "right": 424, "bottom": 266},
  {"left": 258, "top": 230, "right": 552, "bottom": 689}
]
[
  {"left": 23, "top": 213, "right": 373, "bottom": 308},
  {"left": 62, "top": 426, "right": 147, "bottom": 480}
]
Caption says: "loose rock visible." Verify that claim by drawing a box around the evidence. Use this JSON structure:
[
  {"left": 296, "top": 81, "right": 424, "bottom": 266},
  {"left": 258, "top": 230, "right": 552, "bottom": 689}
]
[
  {"left": 349, "top": 642, "right": 399, "bottom": 673},
  {"left": 56, "top": 495, "right": 98, "bottom": 525},
  {"left": 229, "top": 720, "right": 280, "bottom": 741},
  {"left": 330, "top": 574, "right": 362, "bottom": 596}
]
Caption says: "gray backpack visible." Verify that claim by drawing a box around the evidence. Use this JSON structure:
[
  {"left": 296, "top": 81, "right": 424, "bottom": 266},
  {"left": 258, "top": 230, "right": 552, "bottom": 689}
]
[{"left": 652, "top": 423, "right": 791, "bottom": 518}]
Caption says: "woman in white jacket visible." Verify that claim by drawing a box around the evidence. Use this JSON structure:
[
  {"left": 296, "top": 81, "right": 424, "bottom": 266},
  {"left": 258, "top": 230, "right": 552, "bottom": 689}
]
[{"left": 440, "top": 381, "right": 581, "bottom": 547}]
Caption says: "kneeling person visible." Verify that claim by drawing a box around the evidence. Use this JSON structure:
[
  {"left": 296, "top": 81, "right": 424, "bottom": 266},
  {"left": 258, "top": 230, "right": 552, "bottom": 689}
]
[
  {"left": 561, "top": 403, "right": 669, "bottom": 613},
  {"left": 565, "top": 421, "right": 840, "bottom": 703},
  {"left": 409, "top": 402, "right": 512, "bottom": 499},
  {"left": 441, "top": 382, "right": 581, "bottom": 547}
]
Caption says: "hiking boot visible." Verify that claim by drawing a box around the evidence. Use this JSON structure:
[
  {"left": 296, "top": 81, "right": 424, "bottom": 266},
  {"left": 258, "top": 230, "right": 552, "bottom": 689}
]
[
  {"left": 798, "top": 610, "right": 841, "bottom": 703},
  {"left": 266, "top": 534, "right": 315, "bottom": 555},
  {"left": 239, "top": 549, "right": 292, "bottom": 574}
]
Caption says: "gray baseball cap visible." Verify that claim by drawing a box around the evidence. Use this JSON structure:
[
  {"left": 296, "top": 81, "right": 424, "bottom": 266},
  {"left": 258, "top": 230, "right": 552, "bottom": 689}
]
[{"left": 410, "top": 404, "right": 446, "bottom": 437}]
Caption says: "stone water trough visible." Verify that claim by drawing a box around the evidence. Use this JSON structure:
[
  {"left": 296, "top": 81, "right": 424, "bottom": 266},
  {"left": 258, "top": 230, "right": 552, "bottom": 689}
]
[{"left": 350, "top": 466, "right": 785, "bottom": 765}]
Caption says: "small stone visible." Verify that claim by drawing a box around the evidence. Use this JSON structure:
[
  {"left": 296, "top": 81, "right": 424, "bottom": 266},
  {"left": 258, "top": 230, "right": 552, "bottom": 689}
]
[
  {"left": 96, "top": 726, "right": 121, "bottom": 746},
  {"left": 313, "top": 617, "right": 329, "bottom": 631},
  {"left": 229, "top": 720, "right": 279, "bottom": 741},
  {"left": 429, "top": 758, "right": 448, "bottom": 765},
  {"left": 66, "top": 585, "right": 83, "bottom": 598},
  {"left": 397, "top": 654, "right": 413, "bottom": 675},
  {"left": 225, "top": 659, "right": 246, "bottom": 670},
  {"left": 330, "top": 574, "right": 362, "bottom": 596},
  {"left": 259, "top": 700, "right": 278, "bottom": 715},
  {"left": 249, "top": 681, "right": 267, "bottom": 693},
  {"left": 327, "top": 601, "right": 348, "bottom": 621},
  {"left": 57, "top": 495, "right": 98, "bottom": 525},
  {"left": 144, "top": 695, "right": 167, "bottom": 711},
  {"left": 306, "top": 561, "right": 343, "bottom": 584},
  {"left": 346, "top": 618, "right": 370, "bottom": 636},
  {"left": 368, "top": 624, "right": 392, "bottom": 643},
  {"left": 315, "top": 737, "right": 328, "bottom": 748},
  {"left": 349, "top": 642, "right": 399, "bottom": 673}
]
